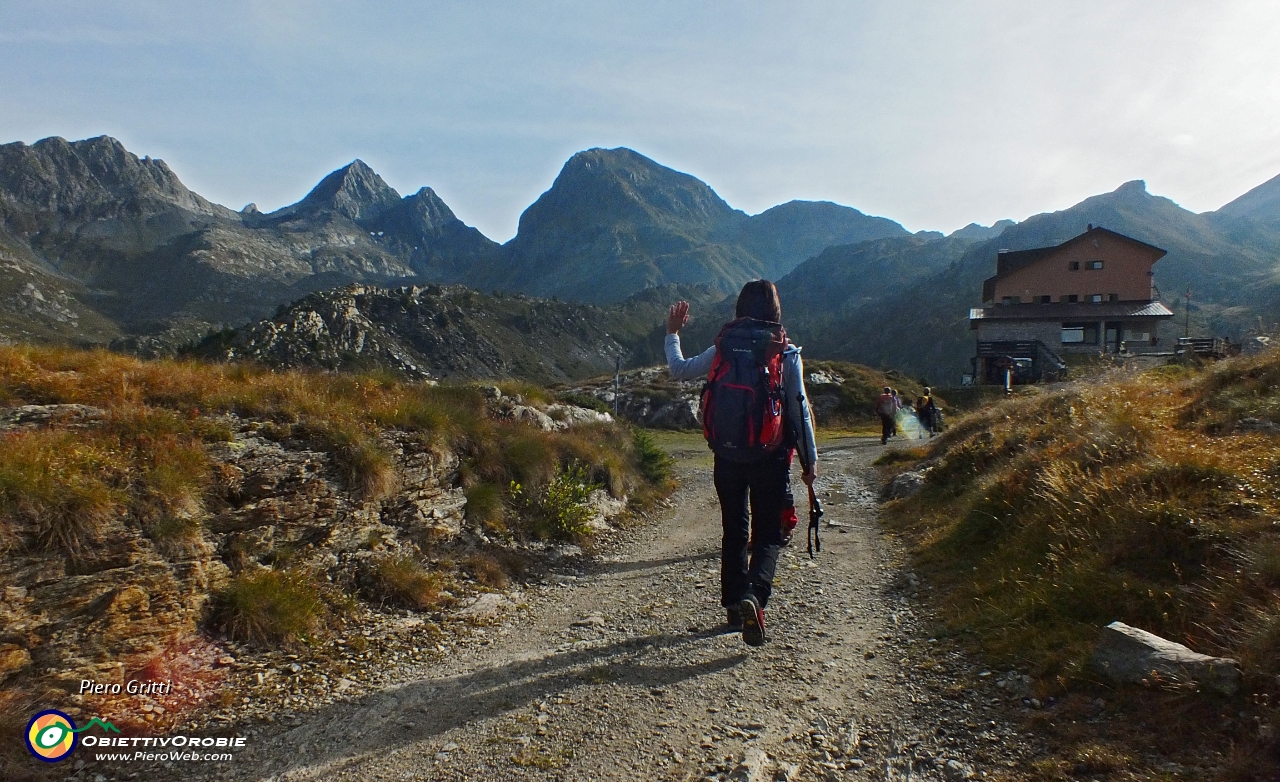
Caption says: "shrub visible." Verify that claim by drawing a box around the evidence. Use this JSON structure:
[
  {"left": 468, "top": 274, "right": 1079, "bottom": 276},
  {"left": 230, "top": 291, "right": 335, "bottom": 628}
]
[
  {"left": 632, "top": 429, "right": 673, "bottom": 484},
  {"left": 463, "top": 553, "right": 510, "bottom": 588},
  {"left": 310, "top": 423, "right": 398, "bottom": 501},
  {"left": 510, "top": 462, "right": 600, "bottom": 541},
  {"left": 210, "top": 569, "right": 339, "bottom": 647},
  {"left": 464, "top": 481, "right": 506, "bottom": 536},
  {"left": 362, "top": 554, "right": 450, "bottom": 611}
]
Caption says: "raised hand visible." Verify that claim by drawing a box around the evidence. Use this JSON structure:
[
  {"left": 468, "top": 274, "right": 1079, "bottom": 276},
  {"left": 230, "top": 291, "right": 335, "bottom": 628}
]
[{"left": 667, "top": 300, "right": 690, "bottom": 334}]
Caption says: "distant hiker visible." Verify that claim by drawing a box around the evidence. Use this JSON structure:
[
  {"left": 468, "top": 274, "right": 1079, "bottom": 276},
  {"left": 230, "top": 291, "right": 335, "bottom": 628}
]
[
  {"left": 875, "top": 386, "right": 898, "bottom": 445},
  {"left": 915, "top": 387, "right": 940, "bottom": 437},
  {"left": 666, "top": 281, "right": 818, "bottom": 647}
]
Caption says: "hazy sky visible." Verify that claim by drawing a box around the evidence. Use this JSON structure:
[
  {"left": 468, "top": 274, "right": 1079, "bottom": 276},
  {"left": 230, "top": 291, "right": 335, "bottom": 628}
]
[{"left": 3, "top": 1, "right": 1279, "bottom": 240}]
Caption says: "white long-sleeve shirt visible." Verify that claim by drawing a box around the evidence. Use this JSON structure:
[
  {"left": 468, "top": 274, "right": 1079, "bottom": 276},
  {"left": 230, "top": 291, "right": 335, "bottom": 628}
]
[{"left": 665, "top": 332, "right": 818, "bottom": 469}]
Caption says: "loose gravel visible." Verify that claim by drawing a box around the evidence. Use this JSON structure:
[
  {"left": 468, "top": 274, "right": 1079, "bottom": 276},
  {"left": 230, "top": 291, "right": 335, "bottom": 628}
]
[{"left": 95, "top": 436, "right": 1046, "bottom": 782}]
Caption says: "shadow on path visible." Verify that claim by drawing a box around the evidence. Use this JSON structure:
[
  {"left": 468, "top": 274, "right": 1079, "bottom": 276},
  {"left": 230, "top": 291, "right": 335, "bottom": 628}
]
[
  {"left": 237, "top": 627, "right": 744, "bottom": 778},
  {"left": 589, "top": 551, "right": 716, "bottom": 576}
]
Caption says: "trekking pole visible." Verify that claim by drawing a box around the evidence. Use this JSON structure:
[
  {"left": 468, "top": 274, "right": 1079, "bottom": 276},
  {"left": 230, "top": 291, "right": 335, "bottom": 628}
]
[{"left": 807, "top": 483, "right": 823, "bottom": 559}]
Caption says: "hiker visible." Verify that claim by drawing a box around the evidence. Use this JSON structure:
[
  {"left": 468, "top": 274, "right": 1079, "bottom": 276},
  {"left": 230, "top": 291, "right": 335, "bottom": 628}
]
[
  {"left": 875, "top": 386, "right": 898, "bottom": 445},
  {"left": 915, "top": 387, "right": 940, "bottom": 437},
  {"left": 666, "top": 281, "right": 818, "bottom": 647}
]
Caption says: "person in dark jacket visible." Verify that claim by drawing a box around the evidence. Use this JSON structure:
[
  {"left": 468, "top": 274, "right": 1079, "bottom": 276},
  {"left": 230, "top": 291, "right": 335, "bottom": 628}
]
[
  {"left": 666, "top": 281, "right": 817, "bottom": 647},
  {"left": 875, "top": 386, "right": 898, "bottom": 445},
  {"left": 915, "top": 387, "right": 939, "bottom": 437}
]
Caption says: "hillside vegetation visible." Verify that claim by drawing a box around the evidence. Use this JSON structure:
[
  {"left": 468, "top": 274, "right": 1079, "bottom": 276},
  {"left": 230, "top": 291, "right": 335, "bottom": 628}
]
[
  {"left": 0, "top": 344, "right": 672, "bottom": 778},
  {"left": 882, "top": 349, "right": 1280, "bottom": 778}
]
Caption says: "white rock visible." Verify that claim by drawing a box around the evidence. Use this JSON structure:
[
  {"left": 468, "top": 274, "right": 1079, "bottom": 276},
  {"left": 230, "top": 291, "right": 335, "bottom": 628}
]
[
  {"left": 456, "top": 593, "right": 512, "bottom": 622},
  {"left": 1091, "top": 621, "right": 1241, "bottom": 696},
  {"left": 883, "top": 470, "right": 929, "bottom": 500}
]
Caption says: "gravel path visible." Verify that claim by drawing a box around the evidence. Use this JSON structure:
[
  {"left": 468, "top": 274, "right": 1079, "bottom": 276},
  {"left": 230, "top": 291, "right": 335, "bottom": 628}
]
[{"left": 135, "top": 436, "right": 1038, "bottom": 782}]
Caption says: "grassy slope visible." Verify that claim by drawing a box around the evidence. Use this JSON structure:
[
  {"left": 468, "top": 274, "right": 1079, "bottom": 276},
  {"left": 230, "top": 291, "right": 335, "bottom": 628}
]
[{"left": 881, "top": 350, "right": 1280, "bottom": 779}]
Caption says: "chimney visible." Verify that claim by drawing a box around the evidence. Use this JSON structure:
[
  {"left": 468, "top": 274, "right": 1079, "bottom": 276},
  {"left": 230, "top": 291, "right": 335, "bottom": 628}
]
[{"left": 1087, "top": 223, "right": 1094, "bottom": 231}]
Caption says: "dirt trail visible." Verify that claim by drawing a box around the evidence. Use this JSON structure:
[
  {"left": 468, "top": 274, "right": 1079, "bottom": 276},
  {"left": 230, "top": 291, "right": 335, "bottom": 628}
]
[{"left": 159, "top": 436, "right": 1030, "bottom": 781}]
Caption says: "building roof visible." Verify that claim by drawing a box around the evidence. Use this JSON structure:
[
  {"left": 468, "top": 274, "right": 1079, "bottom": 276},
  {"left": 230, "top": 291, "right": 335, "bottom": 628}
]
[
  {"left": 981, "top": 226, "right": 1168, "bottom": 301},
  {"left": 969, "top": 300, "right": 1175, "bottom": 321},
  {"left": 994, "top": 226, "right": 1167, "bottom": 277}
]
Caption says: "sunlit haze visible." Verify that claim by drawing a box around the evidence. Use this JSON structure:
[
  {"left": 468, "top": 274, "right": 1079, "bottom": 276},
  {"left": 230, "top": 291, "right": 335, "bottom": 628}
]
[{"left": 3, "top": 1, "right": 1279, "bottom": 239}]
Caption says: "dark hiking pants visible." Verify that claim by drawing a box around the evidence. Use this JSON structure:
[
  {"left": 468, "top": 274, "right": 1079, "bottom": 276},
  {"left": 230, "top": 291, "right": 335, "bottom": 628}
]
[
  {"left": 714, "top": 450, "right": 789, "bottom": 610},
  {"left": 879, "top": 414, "right": 895, "bottom": 443}
]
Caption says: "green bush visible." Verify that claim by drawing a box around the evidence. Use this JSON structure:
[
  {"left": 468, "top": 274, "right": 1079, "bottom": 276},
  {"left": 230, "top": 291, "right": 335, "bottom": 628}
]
[
  {"left": 464, "top": 481, "right": 506, "bottom": 535},
  {"left": 510, "top": 462, "right": 600, "bottom": 541},
  {"left": 632, "top": 429, "right": 673, "bottom": 483}
]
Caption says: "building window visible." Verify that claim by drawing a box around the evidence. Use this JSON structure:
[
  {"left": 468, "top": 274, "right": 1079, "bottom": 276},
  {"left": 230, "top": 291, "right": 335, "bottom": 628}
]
[
  {"left": 1001, "top": 296, "right": 1020, "bottom": 305},
  {"left": 1089, "top": 294, "right": 1103, "bottom": 303},
  {"left": 1063, "top": 322, "right": 1098, "bottom": 344},
  {"left": 1069, "top": 261, "right": 1080, "bottom": 271},
  {"left": 1039, "top": 295, "right": 1052, "bottom": 304},
  {"left": 1087, "top": 260, "right": 1104, "bottom": 270},
  {"left": 1061, "top": 294, "right": 1079, "bottom": 303},
  {"left": 1108, "top": 293, "right": 1119, "bottom": 302}
]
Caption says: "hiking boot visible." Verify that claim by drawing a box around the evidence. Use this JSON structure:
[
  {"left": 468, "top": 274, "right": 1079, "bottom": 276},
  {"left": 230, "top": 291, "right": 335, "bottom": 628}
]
[
  {"left": 725, "top": 605, "right": 743, "bottom": 631},
  {"left": 739, "top": 595, "right": 766, "bottom": 647}
]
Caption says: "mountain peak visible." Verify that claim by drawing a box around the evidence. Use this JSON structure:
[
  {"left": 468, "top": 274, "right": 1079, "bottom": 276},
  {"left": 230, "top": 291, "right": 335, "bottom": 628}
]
[
  {"left": 292, "top": 159, "right": 402, "bottom": 224},
  {"left": 515, "top": 146, "right": 741, "bottom": 239},
  {"left": 0, "top": 134, "right": 225, "bottom": 218}
]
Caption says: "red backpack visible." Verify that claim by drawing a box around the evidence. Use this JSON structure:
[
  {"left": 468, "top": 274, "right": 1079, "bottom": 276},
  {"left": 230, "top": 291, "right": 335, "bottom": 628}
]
[{"left": 700, "top": 318, "right": 788, "bottom": 462}]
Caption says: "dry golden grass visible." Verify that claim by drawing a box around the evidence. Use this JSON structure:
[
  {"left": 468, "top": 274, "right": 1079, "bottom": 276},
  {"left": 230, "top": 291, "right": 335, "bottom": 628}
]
[
  {"left": 0, "top": 345, "right": 669, "bottom": 552},
  {"left": 361, "top": 554, "right": 452, "bottom": 611},
  {"left": 883, "top": 348, "right": 1280, "bottom": 779},
  {"left": 209, "top": 568, "right": 347, "bottom": 648}
]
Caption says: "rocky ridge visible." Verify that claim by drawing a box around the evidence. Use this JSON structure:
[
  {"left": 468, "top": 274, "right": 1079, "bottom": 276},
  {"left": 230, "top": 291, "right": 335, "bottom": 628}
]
[{"left": 193, "top": 283, "right": 719, "bottom": 385}]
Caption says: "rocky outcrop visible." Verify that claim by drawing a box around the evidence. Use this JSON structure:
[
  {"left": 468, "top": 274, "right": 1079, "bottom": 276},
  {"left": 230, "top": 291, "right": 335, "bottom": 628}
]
[
  {"left": 200, "top": 284, "right": 654, "bottom": 384},
  {"left": 0, "top": 395, "right": 622, "bottom": 703},
  {"left": 561, "top": 367, "right": 704, "bottom": 430},
  {"left": 1090, "top": 621, "right": 1242, "bottom": 696}
]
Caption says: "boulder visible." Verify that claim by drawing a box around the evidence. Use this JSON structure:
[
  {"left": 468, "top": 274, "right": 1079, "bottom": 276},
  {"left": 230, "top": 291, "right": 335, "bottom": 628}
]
[
  {"left": 807, "top": 370, "right": 844, "bottom": 386},
  {"left": 0, "top": 404, "right": 106, "bottom": 428},
  {"left": 456, "top": 593, "right": 512, "bottom": 623},
  {"left": 647, "top": 398, "right": 700, "bottom": 430},
  {"left": 505, "top": 404, "right": 559, "bottom": 431},
  {"left": 883, "top": 469, "right": 929, "bottom": 500},
  {"left": 544, "top": 404, "right": 613, "bottom": 427},
  {"left": 1091, "top": 621, "right": 1241, "bottom": 696}
]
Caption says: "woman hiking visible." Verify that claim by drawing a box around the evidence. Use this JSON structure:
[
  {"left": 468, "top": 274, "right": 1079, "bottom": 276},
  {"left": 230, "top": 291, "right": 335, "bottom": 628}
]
[{"left": 665, "top": 281, "right": 818, "bottom": 647}]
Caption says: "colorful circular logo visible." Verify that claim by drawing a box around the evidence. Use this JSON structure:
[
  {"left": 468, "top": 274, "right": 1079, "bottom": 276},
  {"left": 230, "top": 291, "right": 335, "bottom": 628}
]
[{"left": 25, "top": 710, "right": 77, "bottom": 762}]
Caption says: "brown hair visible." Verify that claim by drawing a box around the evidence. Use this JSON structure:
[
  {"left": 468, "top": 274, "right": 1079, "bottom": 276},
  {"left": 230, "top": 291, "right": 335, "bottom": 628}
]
[{"left": 735, "top": 280, "right": 782, "bottom": 323}]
